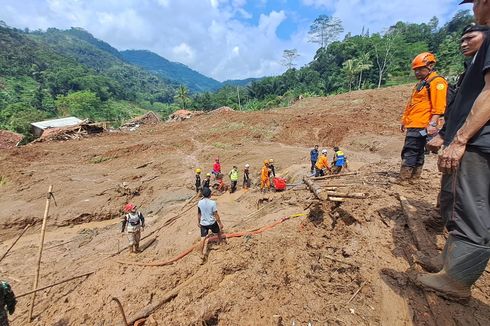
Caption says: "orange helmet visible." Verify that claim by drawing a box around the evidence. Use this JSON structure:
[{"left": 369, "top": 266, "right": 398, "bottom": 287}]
[
  {"left": 411, "top": 52, "right": 436, "bottom": 70},
  {"left": 263, "top": 160, "right": 269, "bottom": 165}
]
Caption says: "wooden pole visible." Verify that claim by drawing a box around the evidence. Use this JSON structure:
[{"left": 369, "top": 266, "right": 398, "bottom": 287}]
[
  {"left": 16, "top": 271, "right": 94, "bottom": 298},
  {"left": 310, "top": 172, "right": 358, "bottom": 181},
  {"left": 29, "top": 185, "right": 53, "bottom": 322},
  {"left": 0, "top": 224, "right": 31, "bottom": 263},
  {"left": 303, "top": 177, "right": 328, "bottom": 201}
]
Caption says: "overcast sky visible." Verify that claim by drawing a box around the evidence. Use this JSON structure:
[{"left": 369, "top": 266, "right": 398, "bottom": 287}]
[{"left": 0, "top": 0, "right": 469, "bottom": 81}]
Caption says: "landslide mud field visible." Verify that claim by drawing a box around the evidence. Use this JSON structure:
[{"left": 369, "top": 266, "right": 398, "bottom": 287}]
[{"left": 1, "top": 85, "right": 489, "bottom": 325}]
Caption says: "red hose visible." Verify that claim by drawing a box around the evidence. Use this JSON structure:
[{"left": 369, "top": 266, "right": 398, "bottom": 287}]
[{"left": 118, "top": 214, "right": 304, "bottom": 267}]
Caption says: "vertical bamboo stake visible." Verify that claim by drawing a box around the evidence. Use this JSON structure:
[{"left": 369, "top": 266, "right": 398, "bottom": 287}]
[{"left": 29, "top": 185, "right": 53, "bottom": 322}]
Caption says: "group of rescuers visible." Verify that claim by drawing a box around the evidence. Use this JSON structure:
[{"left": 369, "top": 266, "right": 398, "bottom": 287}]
[{"left": 395, "top": 0, "right": 490, "bottom": 302}]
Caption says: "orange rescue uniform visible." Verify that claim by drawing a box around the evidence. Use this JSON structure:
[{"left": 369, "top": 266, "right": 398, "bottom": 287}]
[
  {"left": 260, "top": 165, "right": 270, "bottom": 189},
  {"left": 315, "top": 155, "right": 330, "bottom": 171},
  {"left": 401, "top": 71, "right": 447, "bottom": 129}
]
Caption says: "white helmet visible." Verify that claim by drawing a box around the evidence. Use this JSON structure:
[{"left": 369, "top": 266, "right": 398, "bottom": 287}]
[
  {"left": 245, "top": 164, "right": 250, "bottom": 168},
  {"left": 322, "top": 149, "right": 328, "bottom": 154}
]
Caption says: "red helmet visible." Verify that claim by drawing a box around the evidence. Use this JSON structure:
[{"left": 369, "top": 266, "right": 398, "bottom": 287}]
[
  {"left": 411, "top": 52, "right": 436, "bottom": 70},
  {"left": 123, "top": 203, "right": 136, "bottom": 212}
]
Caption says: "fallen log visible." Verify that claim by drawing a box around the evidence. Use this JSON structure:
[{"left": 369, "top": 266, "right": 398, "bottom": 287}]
[
  {"left": 328, "top": 197, "right": 346, "bottom": 203},
  {"left": 310, "top": 172, "right": 358, "bottom": 181},
  {"left": 325, "top": 191, "right": 367, "bottom": 199},
  {"left": 303, "top": 176, "right": 328, "bottom": 201},
  {"left": 16, "top": 271, "right": 94, "bottom": 298},
  {"left": 398, "top": 195, "right": 437, "bottom": 252}
]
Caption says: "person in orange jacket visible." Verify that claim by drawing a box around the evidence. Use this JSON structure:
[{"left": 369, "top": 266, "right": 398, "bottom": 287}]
[
  {"left": 260, "top": 160, "right": 271, "bottom": 192},
  {"left": 315, "top": 149, "right": 331, "bottom": 177},
  {"left": 399, "top": 52, "right": 447, "bottom": 181}
]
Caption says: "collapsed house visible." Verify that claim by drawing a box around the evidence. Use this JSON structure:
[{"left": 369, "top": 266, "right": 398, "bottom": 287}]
[{"left": 30, "top": 117, "right": 105, "bottom": 142}]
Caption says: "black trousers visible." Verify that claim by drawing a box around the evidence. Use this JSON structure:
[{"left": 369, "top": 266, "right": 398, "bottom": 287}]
[
  {"left": 230, "top": 181, "right": 237, "bottom": 193},
  {"left": 401, "top": 129, "right": 427, "bottom": 167},
  {"left": 445, "top": 148, "right": 490, "bottom": 246},
  {"left": 311, "top": 160, "right": 316, "bottom": 173}
]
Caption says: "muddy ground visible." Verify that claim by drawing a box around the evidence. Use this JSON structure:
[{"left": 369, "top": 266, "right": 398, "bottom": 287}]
[{"left": 0, "top": 84, "right": 489, "bottom": 325}]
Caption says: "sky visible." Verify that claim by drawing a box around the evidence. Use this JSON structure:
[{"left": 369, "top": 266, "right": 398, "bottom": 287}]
[{"left": 0, "top": 0, "right": 470, "bottom": 81}]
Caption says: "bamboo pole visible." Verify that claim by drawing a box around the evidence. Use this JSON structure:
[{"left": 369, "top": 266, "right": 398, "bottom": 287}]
[
  {"left": 29, "top": 185, "right": 53, "bottom": 322},
  {"left": 0, "top": 224, "right": 31, "bottom": 263},
  {"left": 325, "top": 191, "right": 367, "bottom": 199},
  {"left": 17, "top": 271, "right": 94, "bottom": 298},
  {"left": 310, "top": 172, "right": 358, "bottom": 181}
]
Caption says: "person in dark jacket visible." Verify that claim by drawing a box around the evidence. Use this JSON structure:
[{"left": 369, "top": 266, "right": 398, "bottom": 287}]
[
  {"left": 310, "top": 145, "right": 319, "bottom": 174},
  {"left": 416, "top": 0, "right": 490, "bottom": 301},
  {"left": 195, "top": 168, "right": 202, "bottom": 194},
  {"left": 0, "top": 281, "right": 16, "bottom": 326}
]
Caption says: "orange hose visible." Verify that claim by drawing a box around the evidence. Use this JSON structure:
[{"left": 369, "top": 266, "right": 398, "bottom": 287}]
[{"left": 117, "top": 214, "right": 305, "bottom": 267}]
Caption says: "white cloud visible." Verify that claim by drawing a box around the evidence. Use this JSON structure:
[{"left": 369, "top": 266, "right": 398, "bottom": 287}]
[
  {"left": 0, "top": 0, "right": 462, "bottom": 81},
  {"left": 172, "top": 42, "right": 195, "bottom": 64}
]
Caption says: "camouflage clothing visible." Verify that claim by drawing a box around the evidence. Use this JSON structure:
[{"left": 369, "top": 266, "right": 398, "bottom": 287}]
[{"left": 0, "top": 281, "right": 16, "bottom": 326}]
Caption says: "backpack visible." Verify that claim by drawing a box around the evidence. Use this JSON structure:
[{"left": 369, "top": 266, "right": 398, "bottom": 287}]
[
  {"left": 1, "top": 281, "right": 16, "bottom": 314},
  {"left": 424, "top": 75, "right": 456, "bottom": 111}
]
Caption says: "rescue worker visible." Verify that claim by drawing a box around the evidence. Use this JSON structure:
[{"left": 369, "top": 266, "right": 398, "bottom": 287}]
[
  {"left": 315, "top": 149, "right": 331, "bottom": 177},
  {"left": 243, "top": 164, "right": 251, "bottom": 189},
  {"left": 425, "top": 24, "right": 489, "bottom": 234},
  {"left": 121, "top": 203, "right": 145, "bottom": 253},
  {"left": 195, "top": 168, "right": 202, "bottom": 194},
  {"left": 310, "top": 145, "right": 319, "bottom": 175},
  {"left": 212, "top": 158, "right": 221, "bottom": 179},
  {"left": 399, "top": 52, "right": 447, "bottom": 182},
  {"left": 198, "top": 188, "right": 224, "bottom": 260},
  {"left": 268, "top": 159, "right": 276, "bottom": 177},
  {"left": 202, "top": 173, "right": 211, "bottom": 192},
  {"left": 332, "top": 146, "right": 346, "bottom": 174},
  {"left": 260, "top": 160, "right": 271, "bottom": 192},
  {"left": 416, "top": 0, "right": 490, "bottom": 300},
  {"left": 0, "top": 281, "right": 16, "bottom": 326},
  {"left": 228, "top": 166, "right": 239, "bottom": 193}
]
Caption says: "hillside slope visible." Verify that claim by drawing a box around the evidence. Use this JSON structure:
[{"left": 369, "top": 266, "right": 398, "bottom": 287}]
[
  {"left": 121, "top": 50, "right": 222, "bottom": 93},
  {"left": 1, "top": 85, "right": 489, "bottom": 325}
]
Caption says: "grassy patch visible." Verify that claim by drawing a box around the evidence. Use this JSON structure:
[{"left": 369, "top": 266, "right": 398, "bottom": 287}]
[
  {"left": 90, "top": 156, "right": 111, "bottom": 164},
  {"left": 0, "top": 176, "right": 7, "bottom": 186}
]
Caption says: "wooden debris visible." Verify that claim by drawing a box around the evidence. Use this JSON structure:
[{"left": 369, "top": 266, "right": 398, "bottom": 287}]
[
  {"left": 0, "top": 224, "right": 30, "bottom": 263},
  {"left": 325, "top": 191, "right": 367, "bottom": 199},
  {"left": 347, "top": 282, "right": 366, "bottom": 304},
  {"left": 398, "top": 195, "right": 436, "bottom": 252},
  {"left": 310, "top": 172, "right": 358, "bottom": 181},
  {"left": 17, "top": 271, "right": 94, "bottom": 298},
  {"left": 135, "top": 161, "right": 153, "bottom": 169}
]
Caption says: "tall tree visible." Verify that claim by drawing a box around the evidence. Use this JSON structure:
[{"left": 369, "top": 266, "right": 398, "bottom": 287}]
[
  {"left": 281, "top": 49, "right": 300, "bottom": 70},
  {"left": 355, "top": 53, "right": 373, "bottom": 89},
  {"left": 308, "top": 15, "right": 344, "bottom": 48},
  {"left": 371, "top": 32, "right": 398, "bottom": 88},
  {"left": 175, "top": 85, "right": 190, "bottom": 109}
]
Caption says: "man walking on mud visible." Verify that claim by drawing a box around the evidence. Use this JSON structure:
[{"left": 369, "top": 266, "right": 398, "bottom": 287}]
[
  {"left": 399, "top": 52, "right": 447, "bottom": 182},
  {"left": 416, "top": 0, "right": 490, "bottom": 300},
  {"left": 121, "top": 203, "right": 145, "bottom": 253},
  {"left": 198, "top": 188, "right": 224, "bottom": 261}
]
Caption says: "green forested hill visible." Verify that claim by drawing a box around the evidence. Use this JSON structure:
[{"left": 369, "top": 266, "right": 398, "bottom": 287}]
[
  {"left": 120, "top": 50, "right": 222, "bottom": 93},
  {"left": 0, "top": 26, "right": 176, "bottom": 138}
]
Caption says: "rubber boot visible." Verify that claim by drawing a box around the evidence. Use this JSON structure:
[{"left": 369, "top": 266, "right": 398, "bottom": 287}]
[
  {"left": 395, "top": 165, "right": 413, "bottom": 184},
  {"left": 411, "top": 166, "right": 423, "bottom": 180},
  {"left": 416, "top": 235, "right": 490, "bottom": 300},
  {"left": 134, "top": 243, "right": 140, "bottom": 253}
]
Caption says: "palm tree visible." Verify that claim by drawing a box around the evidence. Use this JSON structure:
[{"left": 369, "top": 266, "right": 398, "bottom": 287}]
[
  {"left": 355, "top": 53, "right": 373, "bottom": 89},
  {"left": 342, "top": 59, "right": 356, "bottom": 91},
  {"left": 174, "top": 85, "right": 190, "bottom": 109}
]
